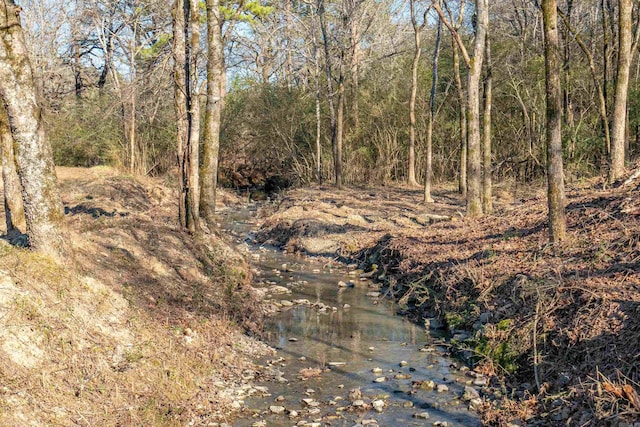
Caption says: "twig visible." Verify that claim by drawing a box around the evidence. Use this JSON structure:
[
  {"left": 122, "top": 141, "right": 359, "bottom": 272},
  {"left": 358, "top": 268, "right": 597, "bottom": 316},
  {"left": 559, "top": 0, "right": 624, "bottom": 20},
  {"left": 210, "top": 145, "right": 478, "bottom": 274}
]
[{"left": 533, "top": 289, "right": 542, "bottom": 391}]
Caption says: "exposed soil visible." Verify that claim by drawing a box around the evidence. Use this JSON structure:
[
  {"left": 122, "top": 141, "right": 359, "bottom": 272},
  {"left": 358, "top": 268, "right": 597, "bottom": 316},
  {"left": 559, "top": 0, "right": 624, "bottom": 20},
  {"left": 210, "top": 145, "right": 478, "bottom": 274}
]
[
  {"left": 255, "top": 179, "right": 640, "bottom": 426},
  {"left": 0, "top": 167, "right": 273, "bottom": 426}
]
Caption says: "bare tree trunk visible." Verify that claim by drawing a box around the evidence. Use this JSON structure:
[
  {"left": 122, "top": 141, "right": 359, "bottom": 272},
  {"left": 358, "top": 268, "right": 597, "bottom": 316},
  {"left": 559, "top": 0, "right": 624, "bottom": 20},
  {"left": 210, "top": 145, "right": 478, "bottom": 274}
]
[
  {"left": 173, "top": 0, "right": 200, "bottom": 232},
  {"left": 465, "top": 0, "right": 488, "bottom": 217},
  {"left": 0, "top": 0, "right": 65, "bottom": 259},
  {"left": 452, "top": 40, "right": 467, "bottom": 197},
  {"left": 542, "top": 0, "right": 567, "bottom": 242},
  {"left": 482, "top": 37, "right": 493, "bottom": 214},
  {"left": 610, "top": 0, "right": 632, "bottom": 182},
  {"left": 424, "top": 13, "right": 442, "bottom": 204},
  {"left": 408, "top": 0, "right": 422, "bottom": 188},
  {"left": 335, "top": 72, "right": 345, "bottom": 188},
  {"left": 200, "top": 0, "right": 223, "bottom": 225},
  {"left": 319, "top": 0, "right": 342, "bottom": 188},
  {"left": 187, "top": 0, "right": 201, "bottom": 228},
  {"left": 602, "top": 0, "right": 611, "bottom": 155},
  {"left": 0, "top": 105, "right": 25, "bottom": 233},
  {"left": 312, "top": 13, "right": 322, "bottom": 184}
]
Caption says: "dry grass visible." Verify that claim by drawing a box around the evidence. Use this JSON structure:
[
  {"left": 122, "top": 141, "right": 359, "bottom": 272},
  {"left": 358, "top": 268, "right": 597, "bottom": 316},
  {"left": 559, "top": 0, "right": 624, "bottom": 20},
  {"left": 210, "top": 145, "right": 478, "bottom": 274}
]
[{"left": 0, "top": 167, "right": 272, "bottom": 426}]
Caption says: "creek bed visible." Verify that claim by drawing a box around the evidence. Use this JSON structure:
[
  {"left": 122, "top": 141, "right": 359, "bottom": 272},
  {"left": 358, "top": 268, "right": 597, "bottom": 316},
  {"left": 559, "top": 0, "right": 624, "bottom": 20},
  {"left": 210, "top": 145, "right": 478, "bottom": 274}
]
[{"left": 222, "top": 207, "right": 481, "bottom": 427}]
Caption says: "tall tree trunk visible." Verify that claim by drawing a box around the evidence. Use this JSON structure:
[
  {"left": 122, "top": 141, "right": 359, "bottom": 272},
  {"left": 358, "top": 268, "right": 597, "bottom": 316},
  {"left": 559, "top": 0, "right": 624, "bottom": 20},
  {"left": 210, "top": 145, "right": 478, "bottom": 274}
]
[
  {"left": 312, "top": 13, "right": 322, "bottom": 184},
  {"left": 319, "top": 0, "right": 342, "bottom": 188},
  {"left": 335, "top": 73, "right": 345, "bottom": 188},
  {"left": 610, "top": 0, "right": 632, "bottom": 182},
  {"left": 408, "top": 0, "right": 422, "bottom": 188},
  {"left": 0, "top": 105, "right": 25, "bottom": 233},
  {"left": 542, "top": 0, "right": 567, "bottom": 242},
  {"left": 452, "top": 40, "right": 467, "bottom": 197},
  {"left": 0, "top": 0, "right": 65, "bottom": 259},
  {"left": 482, "top": 37, "right": 493, "bottom": 214},
  {"left": 200, "top": 0, "right": 223, "bottom": 225},
  {"left": 173, "top": 0, "right": 199, "bottom": 232},
  {"left": 424, "top": 14, "right": 442, "bottom": 204},
  {"left": 187, "top": 0, "right": 201, "bottom": 228},
  {"left": 602, "top": 0, "right": 611, "bottom": 154},
  {"left": 465, "top": 0, "right": 488, "bottom": 218}
]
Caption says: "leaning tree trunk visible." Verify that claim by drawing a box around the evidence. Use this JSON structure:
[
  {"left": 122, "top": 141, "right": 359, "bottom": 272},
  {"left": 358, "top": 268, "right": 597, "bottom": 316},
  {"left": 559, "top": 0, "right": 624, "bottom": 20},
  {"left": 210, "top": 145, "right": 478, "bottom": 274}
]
[
  {"left": 424, "top": 14, "right": 442, "bottom": 204},
  {"left": 465, "top": 0, "right": 488, "bottom": 218},
  {"left": 610, "top": 0, "right": 632, "bottom": 182},
  {"left": 0, "top": 104, "right": 25, "bottom": 233},
  {"left": 200, "top": 0, "right": 223, "bottom": 225},
  {"left": 0, "top": 1, "right": 65, "bottom": 259},
  {"left": 482, "top": 37, "right": 493, "bottom": 214},
  {"left": 542, "top": 0, "right": 567, "bottom": 243}
]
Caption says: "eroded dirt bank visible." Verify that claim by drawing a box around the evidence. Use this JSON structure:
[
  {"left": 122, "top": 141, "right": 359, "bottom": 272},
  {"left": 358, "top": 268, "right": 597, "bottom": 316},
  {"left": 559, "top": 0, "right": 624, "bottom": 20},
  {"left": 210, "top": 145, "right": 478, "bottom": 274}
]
[
  {"left": 255, "top": 182, "right": 640, "bottom": 425},
  {"left": 0, "top": 167, "right": 272, "bottom": 426}
]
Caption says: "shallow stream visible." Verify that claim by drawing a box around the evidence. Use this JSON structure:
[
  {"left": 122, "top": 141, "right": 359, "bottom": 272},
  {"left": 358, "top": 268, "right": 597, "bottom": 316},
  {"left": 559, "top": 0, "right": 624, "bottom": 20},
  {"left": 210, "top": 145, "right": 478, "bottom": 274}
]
[{"left": 222, "top": 206, "right": 481, "bottom": 427}]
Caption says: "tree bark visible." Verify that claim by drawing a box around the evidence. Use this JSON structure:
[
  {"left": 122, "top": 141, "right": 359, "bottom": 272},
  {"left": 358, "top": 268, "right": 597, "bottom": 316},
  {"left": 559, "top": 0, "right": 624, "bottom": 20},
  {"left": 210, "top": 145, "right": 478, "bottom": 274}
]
[
  {"left": 0, "top": 104, "right": 25, "bottom": 233},
  {"left": 542, "top": 0, "right": 567, "bottom": 242},
  {"left": 408, "top": 0, "right": 422, "bottom": 188},
  {"left": 424, "top": 13, "right": 441, "bottom": 204},
  {"left": 452, "top": 39, "right": 467, "bottom": 197},
  {"left": 482, "top": 37, "right": 493, "bottom": 214},
  {"left": 610, "top": 0, "right": 632, "bottom": 182},
  {"left": 319, "top": 0, "right": 343, "bottom": 188},
  {"left": 0, "top": 0, "right": 66, "bottom": 259},
  {"left": 465, "top": 0, "right": 488, "bottom": 218},
  {"left": 173, "top": 0, "right": 200, "bottom": 232},
  {"left": 200, "top": 0, "right": 223, "bottom": 225}
]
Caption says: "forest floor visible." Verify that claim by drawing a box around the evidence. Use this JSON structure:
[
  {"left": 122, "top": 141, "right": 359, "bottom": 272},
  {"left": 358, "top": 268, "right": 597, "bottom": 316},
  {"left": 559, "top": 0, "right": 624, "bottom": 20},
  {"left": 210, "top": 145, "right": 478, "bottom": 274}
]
[
  {"left": 255, "top": 176, "right": 640, "bottom": 425},
  {"left": 0, "top": 167, "right": 273, "bottom": 426}
]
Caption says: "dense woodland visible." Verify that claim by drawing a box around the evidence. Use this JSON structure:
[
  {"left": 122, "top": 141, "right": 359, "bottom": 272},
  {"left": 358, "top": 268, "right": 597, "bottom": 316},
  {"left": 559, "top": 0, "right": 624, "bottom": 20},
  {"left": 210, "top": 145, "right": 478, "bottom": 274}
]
[{"left": 2, "top": 1, "right": 640, "bottom": 234}]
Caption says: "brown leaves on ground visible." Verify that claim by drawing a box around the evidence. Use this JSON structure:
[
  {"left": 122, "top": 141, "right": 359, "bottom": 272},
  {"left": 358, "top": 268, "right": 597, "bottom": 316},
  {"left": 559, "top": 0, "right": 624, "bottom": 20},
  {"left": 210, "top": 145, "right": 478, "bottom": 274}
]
[{"left": 256, "top": 179, "right": 640, "bottom": 424}]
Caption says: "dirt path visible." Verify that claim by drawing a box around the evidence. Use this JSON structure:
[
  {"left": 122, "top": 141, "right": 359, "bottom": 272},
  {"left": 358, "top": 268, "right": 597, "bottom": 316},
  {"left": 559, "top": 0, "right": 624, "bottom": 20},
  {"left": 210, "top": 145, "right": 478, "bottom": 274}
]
[{"left": 255, "top": 182, "right": 640, "bottom": 425}]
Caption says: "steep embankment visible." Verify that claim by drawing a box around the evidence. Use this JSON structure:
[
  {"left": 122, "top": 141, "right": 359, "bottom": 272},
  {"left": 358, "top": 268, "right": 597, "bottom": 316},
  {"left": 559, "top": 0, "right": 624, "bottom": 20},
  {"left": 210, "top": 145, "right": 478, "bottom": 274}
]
[
  {"left": 0, "top": 167, "right": 272, "bottom": 426},
  {"left": 255, "top": 181, "right": 640, "bottom": 425}
]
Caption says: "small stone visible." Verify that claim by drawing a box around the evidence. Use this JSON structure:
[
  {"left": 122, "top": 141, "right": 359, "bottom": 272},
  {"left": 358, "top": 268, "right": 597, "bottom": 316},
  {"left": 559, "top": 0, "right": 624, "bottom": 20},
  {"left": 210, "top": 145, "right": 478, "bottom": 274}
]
[
  {"left": 462, "top": 386, "right": 480, "bottom": 401},
  {"left": 280, "top": 300, "right": 294, "bottom": 307},
  {"left": 362, "top": 419, "right": 379, "bottom": 426},
  {"left": 399, "top": 361, "right": 408, "bottom": 367},
  {"left": 367, "top": 291, "right": 381, "bottom": 297},
  {"left": 420, "top": 380, "right": 436, "bottom": 390},
  {"left": 288, "top": 337, "right": 298, "bottom": 342},
  {"left": 414, "top": 412, "right": 430, "bottom": 419},
  {"left": 394, "top": 374, "right": 412, "bottom": 380},
  {"left": 371, "top": 367, "right": 383, "bottom": 374},
  {"left": 269, "top": 406, "right": 285, "bottom": 414},
  {"left": 275, "top": 395, "right": 285, "bottom": 402},
  {"left": 343, "top": 304, "right": 351, "bottom": 309},
  {"left": 329, "top": 362, "right": 346, "bottom": 366},
  {"left": 473, "top": 377, "right": 488, "bottom": 386},
  {"left": 352, "top": 399, "right": 365, "bottom": 407},
  {"left": 436, "top": 384, "right": 449, "bottom": 393},
  {"left": 372, "top": 399, "right": 385, "bottom": 412},
  {"left": 374, "top": 377, "right": 386, "bottom": 383},
  {"left": 469, "top": 397, "right": 483, "bottom": 410},
  {"left": 403, "top": 401, "right": 414, "bottom": 408},
  {"left": 288, "top": 410, "right": 299, "bottom": 418},
  {"left": 432, "top": 422, "right": 449, "bottom": 427},
  {"left": 251, "top": 421, "right": 266, "bottom": 427},
  {"left": 298, "top": 356, "right": 306, "bottom": 361}
]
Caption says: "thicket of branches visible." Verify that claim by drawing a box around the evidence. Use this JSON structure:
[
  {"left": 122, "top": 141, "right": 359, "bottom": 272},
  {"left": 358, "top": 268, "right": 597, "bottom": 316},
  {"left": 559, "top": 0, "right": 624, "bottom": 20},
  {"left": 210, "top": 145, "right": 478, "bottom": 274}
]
[{"left": 20, "top": 0, "right": 640, "bottom": 188}]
